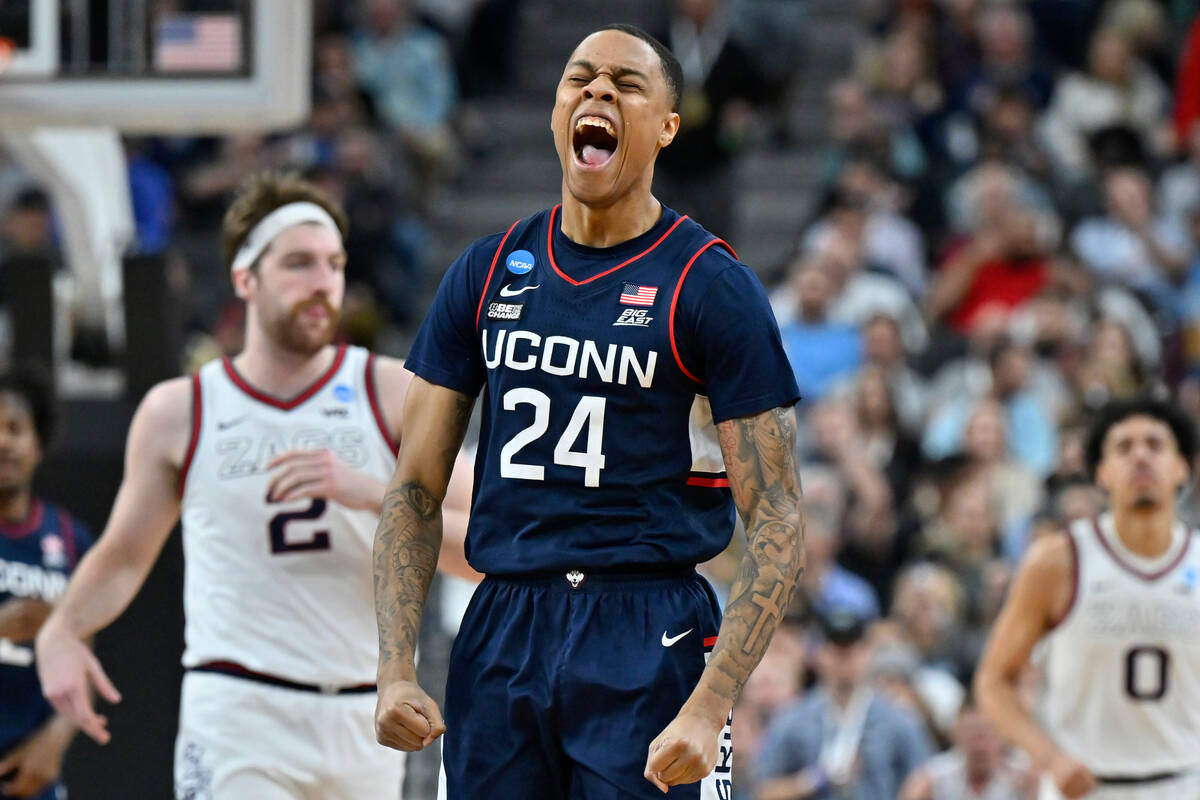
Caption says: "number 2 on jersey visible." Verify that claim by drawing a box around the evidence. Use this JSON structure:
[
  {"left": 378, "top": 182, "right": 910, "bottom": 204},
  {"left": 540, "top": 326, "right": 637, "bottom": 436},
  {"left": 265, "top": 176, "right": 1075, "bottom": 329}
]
[
  {"left": 269, "top": 499, "right": 330, "bottom": 554},
  {"left": 499, "top": 388, "right": 606, "bottom": 487}
]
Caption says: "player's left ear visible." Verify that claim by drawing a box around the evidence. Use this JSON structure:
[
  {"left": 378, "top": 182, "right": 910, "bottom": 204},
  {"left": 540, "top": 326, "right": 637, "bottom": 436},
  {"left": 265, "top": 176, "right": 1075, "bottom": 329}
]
[{"left": 658, "top": 111, "right": 680, "bottom": 149}]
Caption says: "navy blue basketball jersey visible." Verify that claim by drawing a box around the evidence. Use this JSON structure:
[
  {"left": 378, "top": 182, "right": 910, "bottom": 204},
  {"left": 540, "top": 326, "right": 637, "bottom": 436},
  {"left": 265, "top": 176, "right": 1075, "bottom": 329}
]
[
  {"left": 407, "top": 204, "right": 799, "bottom": 574},
  {"left": 0, "top": 500, "right": 93, "bottom": 752}
]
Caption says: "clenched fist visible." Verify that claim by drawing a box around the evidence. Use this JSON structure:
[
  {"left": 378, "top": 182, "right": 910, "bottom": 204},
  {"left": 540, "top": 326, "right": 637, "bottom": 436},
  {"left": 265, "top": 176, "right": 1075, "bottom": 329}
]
[
  {"left": 643, "top": 711, "right": 722, "bottom": 792},
  {"left": 375, "top": 679, "right": 445, "bottom": 752}
]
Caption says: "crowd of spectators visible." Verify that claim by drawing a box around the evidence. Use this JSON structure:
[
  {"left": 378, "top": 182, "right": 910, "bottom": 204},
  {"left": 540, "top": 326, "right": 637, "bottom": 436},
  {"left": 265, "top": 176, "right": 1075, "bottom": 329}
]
[
  {"left": 720, "top": 0, "right": 1200, "bottom": 797},
  {"left": 4, "top": 0, "right": 1200, "bottom": 797}
]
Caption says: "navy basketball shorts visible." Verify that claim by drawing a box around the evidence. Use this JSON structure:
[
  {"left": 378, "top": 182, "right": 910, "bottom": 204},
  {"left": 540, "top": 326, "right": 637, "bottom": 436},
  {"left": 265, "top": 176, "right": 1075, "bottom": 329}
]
[{"left": 443, "top": 568, "right": 733, "bottom": 799}]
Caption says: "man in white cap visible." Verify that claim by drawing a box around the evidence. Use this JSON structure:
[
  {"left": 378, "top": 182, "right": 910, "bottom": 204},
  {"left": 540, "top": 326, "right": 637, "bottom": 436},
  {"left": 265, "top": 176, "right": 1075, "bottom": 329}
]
[{"left": 34, "top": 171, "right": 473, "bottom": 799}]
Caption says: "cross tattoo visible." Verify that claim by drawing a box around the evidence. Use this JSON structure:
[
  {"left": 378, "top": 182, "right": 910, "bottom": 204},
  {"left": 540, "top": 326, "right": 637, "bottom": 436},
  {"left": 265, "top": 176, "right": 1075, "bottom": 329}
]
[{"left": 742, "top": 582, "right": 785, "bottom": 655}]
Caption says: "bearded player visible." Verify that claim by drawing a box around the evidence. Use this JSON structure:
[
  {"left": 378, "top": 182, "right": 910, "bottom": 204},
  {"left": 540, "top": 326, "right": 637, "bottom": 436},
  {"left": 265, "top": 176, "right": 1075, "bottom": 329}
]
[{"left": 34, "top": 172, "right": 473, "bottom": 799}]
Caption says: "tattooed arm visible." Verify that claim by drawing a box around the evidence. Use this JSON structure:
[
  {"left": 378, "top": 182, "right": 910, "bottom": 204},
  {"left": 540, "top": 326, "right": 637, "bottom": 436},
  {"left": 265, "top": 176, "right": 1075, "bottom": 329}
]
[
  {"left": 644, "top": 404, "right": 805, "bottom": 791},
  {"left": 373, "top": 375, "right": 475, "bottom": 753}
]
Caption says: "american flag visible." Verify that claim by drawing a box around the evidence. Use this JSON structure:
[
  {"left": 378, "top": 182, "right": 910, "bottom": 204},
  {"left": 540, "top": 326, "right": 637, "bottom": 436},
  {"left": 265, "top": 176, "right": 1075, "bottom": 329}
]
[
  {"left": 619, "top": 283, "right": 658, "bottom": 306},
  {"left": 155, "top": 14, "right": 241, "bottom": 72}
]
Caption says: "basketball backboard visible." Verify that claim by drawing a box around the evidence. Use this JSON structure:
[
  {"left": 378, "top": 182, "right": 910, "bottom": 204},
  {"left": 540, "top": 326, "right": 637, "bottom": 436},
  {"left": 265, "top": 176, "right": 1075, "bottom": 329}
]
[
  {"left": 0, "top": 0, "right": 59, "bottom": 77},
  {"left": 0, "top": 0, "right": 311, "bottom": 133}
]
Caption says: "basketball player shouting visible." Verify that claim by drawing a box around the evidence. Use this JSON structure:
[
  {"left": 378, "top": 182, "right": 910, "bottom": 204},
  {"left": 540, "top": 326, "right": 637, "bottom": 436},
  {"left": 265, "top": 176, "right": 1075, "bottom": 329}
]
[
  {"left": 35, "top": 172, "right": 473, "bottom": 799},
  {"left": 373, "top": 24, "right": 805, "bottom": 800},
  {"left": 976, "top": 398, "right": 1200, "bottom": 799}
]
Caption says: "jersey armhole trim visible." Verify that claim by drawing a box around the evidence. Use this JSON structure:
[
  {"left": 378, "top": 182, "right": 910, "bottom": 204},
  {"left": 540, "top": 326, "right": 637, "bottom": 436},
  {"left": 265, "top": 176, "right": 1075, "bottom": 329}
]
[
  {"left": 365, "top": 352, "right": 399, "bottom": 456},
  {"left": 58, "top": 508, "right": 78, "bottom": 570},
  {"left": 475, "top": 219, "right": 523, "bottom": 331},
  {"left": 1047, "top": 531, "right": 1079, "bottom": 631},
  {"left": 178, "top": 372, "right": 203, "bottom": 500},
  {"left": 669, "top": 239, "right": 735, "bottom": 383}
]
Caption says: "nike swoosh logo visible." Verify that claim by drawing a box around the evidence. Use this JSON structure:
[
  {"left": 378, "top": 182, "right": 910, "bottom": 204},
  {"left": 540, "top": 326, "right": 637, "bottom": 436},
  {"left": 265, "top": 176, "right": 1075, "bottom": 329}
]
[
  {"left": 499, "top": 283, "right": 540, "bottom": 297},
  {"left": 217, "top": 416, "right": 247, "bottom": 431},
  {"left": 661, "top": 629, "right": 693, "bottom": 647}
]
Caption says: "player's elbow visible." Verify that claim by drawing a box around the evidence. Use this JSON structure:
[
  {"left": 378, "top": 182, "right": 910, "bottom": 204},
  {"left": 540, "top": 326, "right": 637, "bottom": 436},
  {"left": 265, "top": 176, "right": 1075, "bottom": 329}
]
[{"left": 972, "top": 661, "right": 1010, "bottom": 718}]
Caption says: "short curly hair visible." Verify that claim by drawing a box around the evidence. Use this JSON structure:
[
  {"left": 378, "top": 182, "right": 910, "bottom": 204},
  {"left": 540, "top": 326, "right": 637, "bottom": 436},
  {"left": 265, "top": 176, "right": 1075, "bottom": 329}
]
[
  {"left": 1084, "top": 396, "right": 1197, "bottom": 479},
  {"left": 0, "top": 365, "right": 59, "bottom": 448},
  {"left": 220, "top": 171, "right": 348, "bottom": 274}
]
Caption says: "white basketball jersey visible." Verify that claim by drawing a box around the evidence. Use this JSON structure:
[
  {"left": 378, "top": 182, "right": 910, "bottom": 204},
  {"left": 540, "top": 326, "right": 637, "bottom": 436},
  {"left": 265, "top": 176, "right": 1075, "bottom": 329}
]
[
  {"left": 1040, "top": 512, "right": 1200, "bottom": 777},
  {"left": 179, "top": 345, "right": 397, "bottom": 685}
]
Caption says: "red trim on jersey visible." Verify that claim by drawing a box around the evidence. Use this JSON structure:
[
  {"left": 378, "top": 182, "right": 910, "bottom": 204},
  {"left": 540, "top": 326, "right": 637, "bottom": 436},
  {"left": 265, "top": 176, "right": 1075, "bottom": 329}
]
[
  {"left": 475, "top": 219, "right": 522, "bottom": 330},
  {"left": 58, "top": 508, "right": 79, "bottom": 569},
  {"left": 0, "top": 499, "right": 45, "bottom": 539},
  {"left": 687, "top": 477, "right": 730, "bottom": 488},
  {"left": 669, "top": 239, "right": 731, "bottom": 383},
  {"left": 222, "top": 345, "right": 347, "bottom": 411},
  {"left": 178, "top": 372, "right": 203, "bottom": 499},
  {"left": 545, "top": 204, "right": 690, "bottom": 286},
  {"left": 1090, "top": 516, "right": 1193, "bottom": 581},
  {"left": 703, "top": 636, "right": 718, "bottom": 648},
  {"left": 1047, "top": 531, "right": 1078, "bottom": 631},
  {"left": 365, "top": 352, "right": 399, "bottom": 455}
]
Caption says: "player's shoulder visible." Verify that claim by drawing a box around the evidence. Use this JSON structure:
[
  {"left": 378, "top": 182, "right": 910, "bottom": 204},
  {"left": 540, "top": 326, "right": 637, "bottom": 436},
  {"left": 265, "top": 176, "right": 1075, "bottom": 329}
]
[
  {"left": 370, "top": 353, "right": 412, "bottom": 397},
  {"left": 1020, "top": 530, "right": 1076, "bottom": 583},
  {"left": 129, "top": 375, "right": 196, "bottom": 445},
  {"left": 674, "top": 221, "right": 756, "bottom": 286},
  {"left": 139, "top": 375, "right": 194, "bottom": 420},
  {"left": 675, "top": 237, "right": 769, "bottom": 317}
]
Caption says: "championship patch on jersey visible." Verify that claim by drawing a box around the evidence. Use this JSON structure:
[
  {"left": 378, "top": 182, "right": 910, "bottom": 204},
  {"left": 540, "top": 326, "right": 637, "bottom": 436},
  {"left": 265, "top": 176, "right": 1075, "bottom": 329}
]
[
  {"left": 487, "top": 302, "right": 524, "bottom": 321},
  {"left": 613, "top": 308, "right": 653, "bottom": 327},
  {"left": 619, "top": 283, "right": 657, "bottom": 307}
]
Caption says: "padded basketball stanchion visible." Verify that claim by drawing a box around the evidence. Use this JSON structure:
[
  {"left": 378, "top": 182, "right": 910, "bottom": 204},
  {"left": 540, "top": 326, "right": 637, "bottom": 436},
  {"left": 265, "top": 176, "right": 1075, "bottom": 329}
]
[
  {"left": 7, "top": 253, "right": 55, "bottom": 377},
  {"left": 122, "top": 254, "right": 181, "bottom": 400}
]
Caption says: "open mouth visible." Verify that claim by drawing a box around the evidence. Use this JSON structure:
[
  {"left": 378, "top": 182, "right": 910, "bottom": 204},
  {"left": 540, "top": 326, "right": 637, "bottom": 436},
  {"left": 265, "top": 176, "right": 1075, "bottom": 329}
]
[{"left": 573, "top": 115, "right": 618, "bottom": 168}]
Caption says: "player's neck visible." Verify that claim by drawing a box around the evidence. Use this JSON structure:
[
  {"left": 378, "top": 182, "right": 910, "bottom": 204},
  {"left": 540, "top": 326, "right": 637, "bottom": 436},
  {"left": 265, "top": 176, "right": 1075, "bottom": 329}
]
[
  {"left": 559, "top": 189, "right": 662, "bottom": 249},
  {"left": 233, "top": 333, "right": 338, "bottom": 399},
  {"left": 1111, "top": 504, "right": 1177, "bottom": 559},
  {"left": 0, "top": 488, "right": 32, "bottom": 524}
]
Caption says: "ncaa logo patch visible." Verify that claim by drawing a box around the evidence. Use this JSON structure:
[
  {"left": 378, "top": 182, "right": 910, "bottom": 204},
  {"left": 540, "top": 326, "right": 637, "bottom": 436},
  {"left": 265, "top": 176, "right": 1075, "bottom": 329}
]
[
  {"left": 333, "top": 384, "right": 356, "bottom": 403},
  {"left": 506, "top": 249, "right": 535, "bottom": 274}
]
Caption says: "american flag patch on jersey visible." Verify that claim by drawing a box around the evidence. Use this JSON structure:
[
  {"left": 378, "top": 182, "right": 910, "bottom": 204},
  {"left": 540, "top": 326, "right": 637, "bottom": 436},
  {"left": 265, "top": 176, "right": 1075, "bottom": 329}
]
[{"left": 619, "top": 283, "right": 658, "bottom": 306}]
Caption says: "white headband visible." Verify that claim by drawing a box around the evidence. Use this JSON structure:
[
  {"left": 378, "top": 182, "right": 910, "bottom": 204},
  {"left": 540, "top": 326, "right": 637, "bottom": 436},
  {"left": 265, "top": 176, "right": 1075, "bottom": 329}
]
[{"left": 231, "top": 201, "right": 342, "bottom": 274}]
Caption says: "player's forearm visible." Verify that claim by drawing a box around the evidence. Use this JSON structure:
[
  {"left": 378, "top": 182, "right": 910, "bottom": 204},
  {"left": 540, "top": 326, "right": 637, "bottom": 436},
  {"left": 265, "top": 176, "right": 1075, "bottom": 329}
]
[
  {"left": 41, "top": 542, "right": 154, "bottom": 641},
  {"left": 687, "top": 511, "right": 804, "bottom": 725},
  {"left": 0, "top": 598, "right": 53, "bottom": 641},
  {"left": 690, "top": 408, "right": 806, "bottom": 726},
  {"left": 373, "top": 477, "right": 443, "bottom": 683},
  {"left": 975, "top": 672, "right": 1060, "bottom": 769}
]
